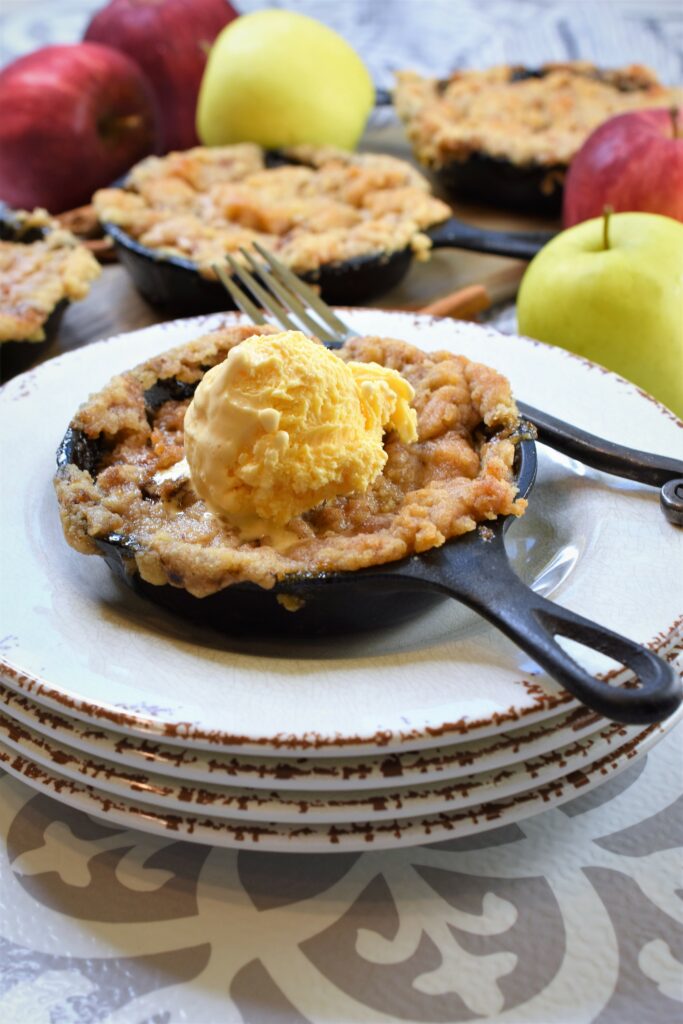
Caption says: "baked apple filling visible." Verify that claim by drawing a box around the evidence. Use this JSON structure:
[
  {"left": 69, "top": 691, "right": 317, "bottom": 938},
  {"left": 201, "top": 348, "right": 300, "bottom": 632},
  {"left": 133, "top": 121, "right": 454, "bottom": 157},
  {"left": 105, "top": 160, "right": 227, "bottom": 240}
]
[{"left": 54, "top": 324, "right": 527, "bottom": 597}]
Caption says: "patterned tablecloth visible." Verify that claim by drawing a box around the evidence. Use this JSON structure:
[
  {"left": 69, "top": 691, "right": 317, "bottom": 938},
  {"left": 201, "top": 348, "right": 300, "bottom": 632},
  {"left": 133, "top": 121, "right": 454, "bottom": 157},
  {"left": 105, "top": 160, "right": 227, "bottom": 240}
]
[
  {"left": 1, "top": 726, "right": 681, "bottom": 1024},
  {"left": 1, "top": 3, "right": 682, "bottom": 1022}
]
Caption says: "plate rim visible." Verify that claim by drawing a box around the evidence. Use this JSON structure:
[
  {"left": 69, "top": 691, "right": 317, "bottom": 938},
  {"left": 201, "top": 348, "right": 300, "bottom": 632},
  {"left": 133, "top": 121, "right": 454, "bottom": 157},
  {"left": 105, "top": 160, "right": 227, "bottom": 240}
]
[
  {"left": 0, "top": 715, "right": 675, "bottom": 853},
  {"left": 0, "top": 699, "right": 651, "bottom": 824},
  {"left": 0, "top": 679, "right": 611, "bottom": 790}
]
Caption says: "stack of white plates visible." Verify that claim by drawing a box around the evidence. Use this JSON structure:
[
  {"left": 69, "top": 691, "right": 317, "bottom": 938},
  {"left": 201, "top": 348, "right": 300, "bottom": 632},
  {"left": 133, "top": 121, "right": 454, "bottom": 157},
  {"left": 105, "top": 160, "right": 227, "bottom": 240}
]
[
  {"left": 1, "top": 311, "right": 681, "bottom": 852},
  {"left": 0, "top": 678, "right": 680, "bottom": 852}
]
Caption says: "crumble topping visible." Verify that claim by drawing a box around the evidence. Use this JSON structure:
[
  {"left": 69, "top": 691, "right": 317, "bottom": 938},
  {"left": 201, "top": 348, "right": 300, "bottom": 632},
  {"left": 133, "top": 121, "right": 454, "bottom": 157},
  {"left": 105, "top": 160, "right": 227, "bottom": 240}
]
[
  {"left": 92, "top": 145, "right": 451, "bottom": 279},
  {"left": 0, "top": 229, "right": 101, "bottom": 344},
  {"left": 54, "top": 325, "right": 526, "bottom": 597},
  {"left": 394, "top": 62, "right": 681, "bottom": 170}
]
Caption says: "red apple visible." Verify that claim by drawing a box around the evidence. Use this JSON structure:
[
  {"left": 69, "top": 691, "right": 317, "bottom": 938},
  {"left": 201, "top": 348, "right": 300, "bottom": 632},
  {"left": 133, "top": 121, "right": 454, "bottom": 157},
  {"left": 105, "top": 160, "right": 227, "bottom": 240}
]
[
  {"left": 563, "top": 108, "right": 683, "bottom": 227},
  {"left": 84, "top": 0, "right": 238, "bottom": 153},
  {"left": 0, "top": 43, "right": 156, "bottom": 213}
]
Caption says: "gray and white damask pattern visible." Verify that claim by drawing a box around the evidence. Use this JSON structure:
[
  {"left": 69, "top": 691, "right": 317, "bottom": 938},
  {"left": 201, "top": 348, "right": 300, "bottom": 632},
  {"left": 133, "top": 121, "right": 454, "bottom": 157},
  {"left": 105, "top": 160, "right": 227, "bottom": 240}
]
[{"left": 0, "top": 721, "right": 681, "bottom": 1023}]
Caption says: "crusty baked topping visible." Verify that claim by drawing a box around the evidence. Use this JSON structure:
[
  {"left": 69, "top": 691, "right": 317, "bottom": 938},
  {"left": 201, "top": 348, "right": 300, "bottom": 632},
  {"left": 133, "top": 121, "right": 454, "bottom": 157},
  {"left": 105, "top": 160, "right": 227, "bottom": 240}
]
[
  {"left": 93, "top": 145, "right": 451, "bottom": 279},
  {"left": 394, "top": 62, "right": 681, "bottom": 169},
  {"left": 0, "top": 229, "right": 101, "bottom": 344},
  {"left": 2, "top": 206, "right": 55, "bottom": 234},
  {"left": 54, "top": 325, "right": 526, "bottom": 596}
]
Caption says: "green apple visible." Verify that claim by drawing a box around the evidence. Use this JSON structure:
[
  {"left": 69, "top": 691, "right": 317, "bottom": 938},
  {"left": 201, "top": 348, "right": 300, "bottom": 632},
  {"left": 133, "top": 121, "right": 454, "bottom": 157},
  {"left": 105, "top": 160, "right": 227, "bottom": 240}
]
[
  {"left": 517, "top": 212, "right": 683, "bottom": 417},
  {"left": 196, "top": 9, "right": 374, "bottom": 150}
]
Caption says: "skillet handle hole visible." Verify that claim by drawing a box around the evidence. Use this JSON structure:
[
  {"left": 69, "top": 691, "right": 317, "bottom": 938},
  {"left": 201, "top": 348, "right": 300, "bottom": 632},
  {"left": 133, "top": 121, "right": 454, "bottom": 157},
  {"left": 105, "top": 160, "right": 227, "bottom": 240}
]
[{"left": 550, "top": 635, "right": 642, "bottom": 689}]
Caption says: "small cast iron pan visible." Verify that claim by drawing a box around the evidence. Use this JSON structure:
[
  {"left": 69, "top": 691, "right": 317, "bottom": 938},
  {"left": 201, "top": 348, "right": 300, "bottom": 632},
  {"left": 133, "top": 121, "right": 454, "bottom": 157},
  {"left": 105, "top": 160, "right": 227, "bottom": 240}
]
[
  {"left": 56, "top": 386, "right": 681, "bottom": 726},
  {"left": 433, "top": 154, "right": 565, "bottom": 216},
  {"left": 0, "top": 204, "right": 67, "bottom": 382},
  {"left": 384, "top": 66, "right": 654, "bottom": 213},
  {"left": 101, "top": 149, "right": 554, "bottom": 313}
]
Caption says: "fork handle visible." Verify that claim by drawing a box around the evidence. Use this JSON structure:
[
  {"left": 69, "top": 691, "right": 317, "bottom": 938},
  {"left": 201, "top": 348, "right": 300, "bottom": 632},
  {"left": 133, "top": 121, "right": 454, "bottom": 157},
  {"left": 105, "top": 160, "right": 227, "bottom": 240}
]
[{"left": 427, "top": 217, "right": 553, "bottom": 261}]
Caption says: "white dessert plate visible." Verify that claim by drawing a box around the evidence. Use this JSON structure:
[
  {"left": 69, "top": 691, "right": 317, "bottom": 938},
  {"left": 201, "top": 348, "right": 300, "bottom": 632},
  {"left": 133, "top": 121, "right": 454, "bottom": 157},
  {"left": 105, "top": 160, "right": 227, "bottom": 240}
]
[
  {"left": 0, "top": 703, "right": 649, "bottom": 823},
  {"left": 0, "top": 714, "right": 676, "bottom": 852},
  {"left": 0, "top": 681, "right": 613, "bottom": 791},
  {"left": 1, "top": 310, "right": 681, "bottom": 756}
]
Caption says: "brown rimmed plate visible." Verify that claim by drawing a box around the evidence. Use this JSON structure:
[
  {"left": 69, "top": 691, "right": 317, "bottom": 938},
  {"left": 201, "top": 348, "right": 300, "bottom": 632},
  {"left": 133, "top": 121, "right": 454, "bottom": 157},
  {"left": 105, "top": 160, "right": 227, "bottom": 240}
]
[{"left": 0, "top": 715, "right": 678, "bottom": 851}]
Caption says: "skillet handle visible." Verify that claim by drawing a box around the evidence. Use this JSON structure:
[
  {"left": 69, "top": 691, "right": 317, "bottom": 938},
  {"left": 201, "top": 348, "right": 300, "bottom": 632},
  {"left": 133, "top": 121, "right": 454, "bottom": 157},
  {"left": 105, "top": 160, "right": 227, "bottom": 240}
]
[
  {"left": 427, "top": 217, "right": 553, "bottom": 260},
  {"left": 516, "top": 401, "right": 683, "bottom": 488},
  {"left": 428, "top": 539, "right": 681, "bottom": 725}
]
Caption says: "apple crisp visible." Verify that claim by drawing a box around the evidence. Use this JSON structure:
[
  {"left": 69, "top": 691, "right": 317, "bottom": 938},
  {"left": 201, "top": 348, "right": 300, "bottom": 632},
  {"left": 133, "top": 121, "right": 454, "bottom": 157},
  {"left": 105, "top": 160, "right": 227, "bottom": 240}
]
[
  {"left": 92, "top": 144, "right": 451, "bottom": 279},
  {"left": 395, "top": 62, "right": 681, "bottom": 171},
  {"left": 0, "top": 228, "right": 101, "bottom": 344},
  {"left": 54, "top": 325, "right": 527, "bottom": 596}
]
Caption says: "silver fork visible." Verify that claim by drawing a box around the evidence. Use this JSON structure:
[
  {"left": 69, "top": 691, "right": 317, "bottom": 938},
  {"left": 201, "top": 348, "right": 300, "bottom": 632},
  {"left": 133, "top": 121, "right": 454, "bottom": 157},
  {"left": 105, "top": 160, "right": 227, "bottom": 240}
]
[
  {"left": 213, "top": 243, "right": 352, "bottom": 348},
  {"left": 213, "top": 244, "right": 683, "bottom": 521}
]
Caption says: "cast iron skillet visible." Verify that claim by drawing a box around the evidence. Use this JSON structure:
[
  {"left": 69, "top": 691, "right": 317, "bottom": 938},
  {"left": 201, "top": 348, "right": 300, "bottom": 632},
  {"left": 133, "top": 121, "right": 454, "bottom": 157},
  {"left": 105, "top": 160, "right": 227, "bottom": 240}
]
[
  {"left": 101, "top": 149, "right": 554, "bottom": 313},
  {"left": 0, "top": 302, "right": 67, "bottom": 383},
  {"left": 384, "top": 66, "right": 656, "bottom": 213},
  {"left": 433, "top": 154, "right": 565, "bottom": 217},
  {"left": 0, "top": 204, "right": 67, "bottom": 381},
  {"left": 105, "top": 218, "right": 552, "bottom": 313},
  {"left": 56, "top": 394, "right": 681, "bottom": 726}
]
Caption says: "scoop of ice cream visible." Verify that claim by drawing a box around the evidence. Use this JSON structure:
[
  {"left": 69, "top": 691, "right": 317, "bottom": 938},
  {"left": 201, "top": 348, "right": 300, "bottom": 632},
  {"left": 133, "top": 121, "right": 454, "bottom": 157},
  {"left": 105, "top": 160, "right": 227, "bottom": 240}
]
[{"left": 183, "top": 330, "right": 417, "bottom": 536}]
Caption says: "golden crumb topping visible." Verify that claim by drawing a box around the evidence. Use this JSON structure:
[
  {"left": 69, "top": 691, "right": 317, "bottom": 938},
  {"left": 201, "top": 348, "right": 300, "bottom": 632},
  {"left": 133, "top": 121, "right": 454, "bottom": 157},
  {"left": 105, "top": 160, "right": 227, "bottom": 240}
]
[
  {"left": 93, "top": 145, "right": 451, "bottom": 279},
  {"left": 394, "top": 62, "right": 681, "bottom": 169},
  {"left": 0, "top": 229, "right": 101, "bottom": 344}
]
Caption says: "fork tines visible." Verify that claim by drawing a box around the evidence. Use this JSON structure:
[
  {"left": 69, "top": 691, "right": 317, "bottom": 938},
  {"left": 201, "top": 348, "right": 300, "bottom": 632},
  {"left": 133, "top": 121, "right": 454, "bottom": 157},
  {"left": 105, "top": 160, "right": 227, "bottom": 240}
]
[{"left": 212, "top": 244, "right": 349, "bottom": 345}]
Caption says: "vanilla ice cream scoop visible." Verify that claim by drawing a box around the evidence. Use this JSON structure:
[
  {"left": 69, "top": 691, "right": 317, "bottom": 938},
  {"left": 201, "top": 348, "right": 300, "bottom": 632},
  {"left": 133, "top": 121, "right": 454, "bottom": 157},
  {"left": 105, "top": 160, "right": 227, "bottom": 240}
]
[{"left": 183, "top": 330, "right": 418, "bottom": 537}]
